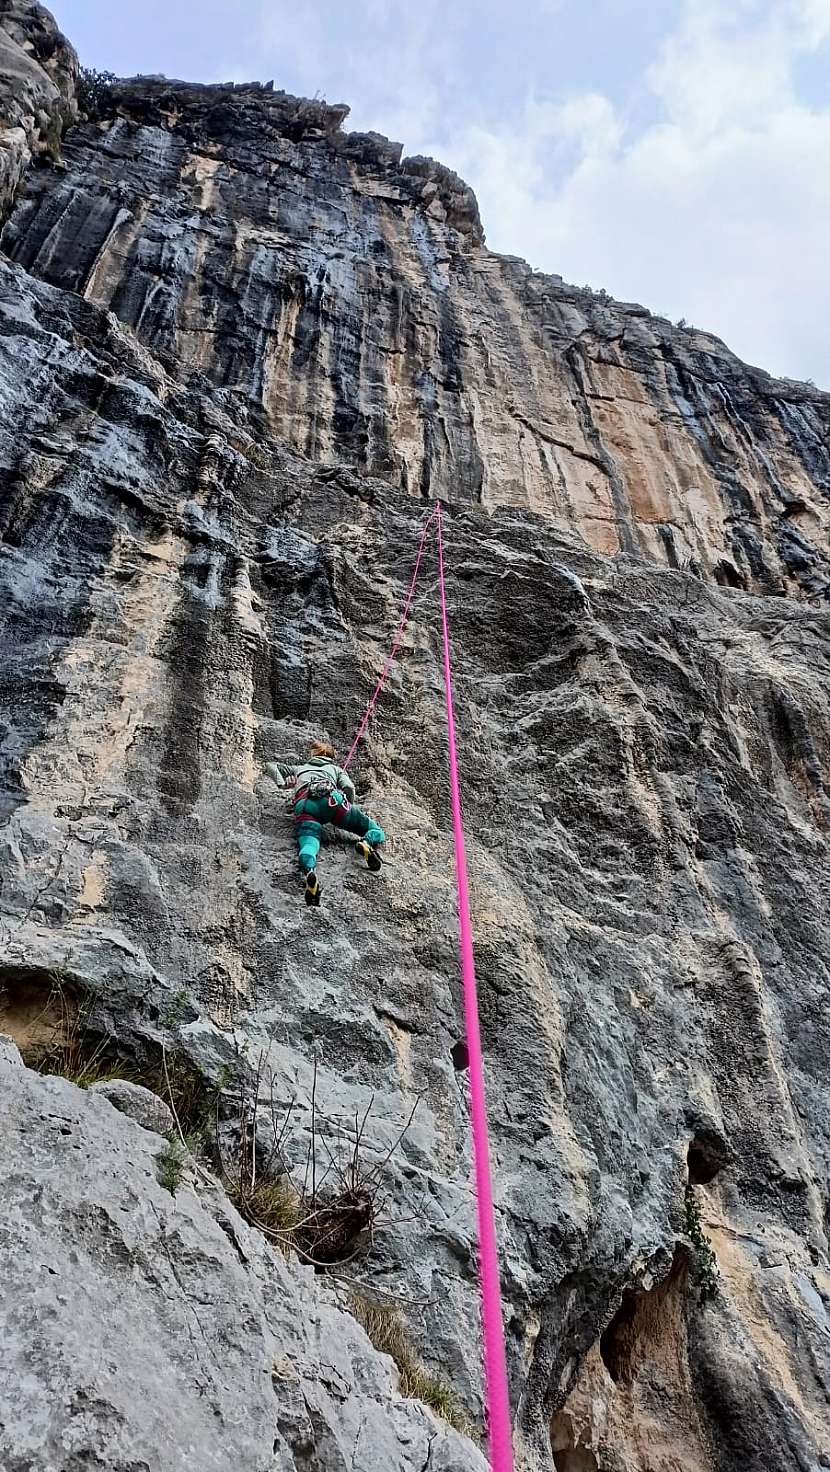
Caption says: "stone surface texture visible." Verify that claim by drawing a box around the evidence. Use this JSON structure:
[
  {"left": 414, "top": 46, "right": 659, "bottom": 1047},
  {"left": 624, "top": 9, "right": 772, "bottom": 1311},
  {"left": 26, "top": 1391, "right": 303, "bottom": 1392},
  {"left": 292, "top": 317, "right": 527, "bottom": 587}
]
[
  {"left": 0, "top": 1038, "right": 485, "bottom": 1472},
  {"left": 0, "top": 0, "right": 76, "bottom": 214},
  {"left": 87, "top": 1075, "right": 175, "bottom": 1135},
  {"left": 0, "top": 7, "right": 829, "bottom": 1472},
  {"left": 2, "top": 67, "right": 830, "bottom": 595}
]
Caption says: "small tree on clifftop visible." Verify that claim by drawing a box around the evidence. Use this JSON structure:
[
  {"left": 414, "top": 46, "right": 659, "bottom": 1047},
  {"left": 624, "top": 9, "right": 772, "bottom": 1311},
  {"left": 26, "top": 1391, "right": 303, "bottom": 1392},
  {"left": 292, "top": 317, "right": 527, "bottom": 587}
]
[{"left": 78, "top": 67, "right": 117, "bottom": 121}]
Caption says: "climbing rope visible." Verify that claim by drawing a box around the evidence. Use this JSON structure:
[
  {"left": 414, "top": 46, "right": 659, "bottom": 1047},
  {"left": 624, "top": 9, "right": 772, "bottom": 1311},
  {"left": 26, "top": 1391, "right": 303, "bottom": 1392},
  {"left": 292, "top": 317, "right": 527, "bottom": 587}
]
[
  {"left": 341, "top": 504, "right": 438, "bottom": 771},
  {"left": 342, "top": 502, "right": 514, "bottom": 1471},
  {"left": 435, "top": 501, "right": 514, "bottom": 1472}
]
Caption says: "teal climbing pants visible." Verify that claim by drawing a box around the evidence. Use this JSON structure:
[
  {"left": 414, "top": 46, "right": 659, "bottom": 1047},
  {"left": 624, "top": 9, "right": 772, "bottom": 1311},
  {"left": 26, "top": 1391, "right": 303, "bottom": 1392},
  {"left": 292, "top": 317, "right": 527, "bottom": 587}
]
[{"left": 293, "top": 789, "right": 385, "bottom": 874}]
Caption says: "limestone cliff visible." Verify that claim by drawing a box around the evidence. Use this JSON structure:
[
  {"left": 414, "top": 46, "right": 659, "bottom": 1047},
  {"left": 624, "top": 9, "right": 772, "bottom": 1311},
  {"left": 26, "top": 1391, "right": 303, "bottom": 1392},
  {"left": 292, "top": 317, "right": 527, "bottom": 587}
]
[
  {"left": 3, "top": 67, "right": 830, "bottom": 596},
  {"left": 0, "top": 7, "right": 829, "bottom": 1472}
]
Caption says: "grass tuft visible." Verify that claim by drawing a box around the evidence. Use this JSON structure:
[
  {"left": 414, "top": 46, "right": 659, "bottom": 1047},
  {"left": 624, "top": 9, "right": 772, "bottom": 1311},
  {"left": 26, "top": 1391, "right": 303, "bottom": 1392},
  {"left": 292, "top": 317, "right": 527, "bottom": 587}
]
[
  {"left": 229, "top": 1176, "right": 302, "bottom": 1247},
  {"left": 349, "top": 1295, "right": 467, "bottom": 1432}
]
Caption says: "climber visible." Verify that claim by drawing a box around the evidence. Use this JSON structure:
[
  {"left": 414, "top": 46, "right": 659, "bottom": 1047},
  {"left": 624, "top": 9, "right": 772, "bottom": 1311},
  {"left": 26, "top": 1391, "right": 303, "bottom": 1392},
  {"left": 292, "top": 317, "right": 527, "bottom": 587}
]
[{"left": 264, "top": 740, "right": 385, "bottom": 907}]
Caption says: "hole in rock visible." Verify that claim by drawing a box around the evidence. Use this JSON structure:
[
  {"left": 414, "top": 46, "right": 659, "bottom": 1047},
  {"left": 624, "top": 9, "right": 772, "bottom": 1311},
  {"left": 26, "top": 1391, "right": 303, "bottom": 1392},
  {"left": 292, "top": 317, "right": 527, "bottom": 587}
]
[
  {"left": 551, "top": 1412, "right": 599, "bottom": 1472},
  {"left": 600, "top": 1287, "right": 638, "bottom": 1384},
  {"left": 552, "top": 1449, "right": 599, "bottom": 1472},
  {"left": 0, "top": 966, "right": 75, "bottom": 1058},
  {"left": 599, "top": 1248, "right": 688, "bottom": 1386},
  {"left": 0, "top": 965, "right": 126, "bottom": 1086},
  {"left": 450, "top": 1039, "right": 469, "bottom": 1071},
  {"left": 714, "top": 559, "right": 744, "bottom": 589},
  {"left": 687, "top": 1131, "right": 728, "bottom": 1185},
  {"left": 0, "top": 966, "right": 211, "bottom": 1124}
]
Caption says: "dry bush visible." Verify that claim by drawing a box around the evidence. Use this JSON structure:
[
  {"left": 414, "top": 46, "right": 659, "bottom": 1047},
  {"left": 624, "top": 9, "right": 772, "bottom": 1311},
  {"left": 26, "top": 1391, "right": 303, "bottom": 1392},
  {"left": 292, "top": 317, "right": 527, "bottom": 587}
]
[{"left": 215, "top": 1052, "right": 417, "bottom": 1269}]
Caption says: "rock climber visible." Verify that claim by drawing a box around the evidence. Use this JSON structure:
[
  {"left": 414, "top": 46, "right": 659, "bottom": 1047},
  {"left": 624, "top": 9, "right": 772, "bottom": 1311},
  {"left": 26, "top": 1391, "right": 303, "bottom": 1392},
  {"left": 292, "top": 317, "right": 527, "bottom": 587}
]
[{"left": 264, "top": 740, "right": 385, "bottom": 907}]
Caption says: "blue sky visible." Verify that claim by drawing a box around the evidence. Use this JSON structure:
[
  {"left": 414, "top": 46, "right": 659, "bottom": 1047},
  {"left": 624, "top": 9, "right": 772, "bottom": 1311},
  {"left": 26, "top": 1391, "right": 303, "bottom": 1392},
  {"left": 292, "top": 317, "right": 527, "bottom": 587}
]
[{"left": 52, "top": 0, "right": 830, "bottom": 386}]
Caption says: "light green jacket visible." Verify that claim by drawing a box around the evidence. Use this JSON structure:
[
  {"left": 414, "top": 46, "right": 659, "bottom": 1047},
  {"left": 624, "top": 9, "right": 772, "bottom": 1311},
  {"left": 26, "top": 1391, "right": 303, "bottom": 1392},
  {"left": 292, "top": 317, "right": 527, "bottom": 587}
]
[{"left": 264, "top": 755, "right": 356, "bottom": 803}]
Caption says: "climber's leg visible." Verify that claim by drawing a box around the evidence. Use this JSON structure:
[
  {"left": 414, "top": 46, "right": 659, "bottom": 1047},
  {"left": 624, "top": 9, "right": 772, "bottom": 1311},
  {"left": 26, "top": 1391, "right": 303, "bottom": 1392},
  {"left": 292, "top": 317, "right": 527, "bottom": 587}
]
[
  {"left": 295, "top": 818, "right": 322, "bottom": 873},
  {"left": 294, "top": 812, "right": 323, "bottom": 905},
  {"left": 341, "top": 804, "right": 385, "bottom": 871}
]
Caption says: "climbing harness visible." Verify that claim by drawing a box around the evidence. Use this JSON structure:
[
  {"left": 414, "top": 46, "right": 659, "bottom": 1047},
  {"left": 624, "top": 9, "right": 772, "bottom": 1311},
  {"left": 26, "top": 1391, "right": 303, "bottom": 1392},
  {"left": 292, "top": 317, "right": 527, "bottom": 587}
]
[
  {"left": 294, "top": 774, "right": 336, "bottom": 802},
  {"left": 341, "top": 502, "right": 514, "bottom": 1472},
  {"left": 293, "top": 784, "right": 352, "bottom": 824}
]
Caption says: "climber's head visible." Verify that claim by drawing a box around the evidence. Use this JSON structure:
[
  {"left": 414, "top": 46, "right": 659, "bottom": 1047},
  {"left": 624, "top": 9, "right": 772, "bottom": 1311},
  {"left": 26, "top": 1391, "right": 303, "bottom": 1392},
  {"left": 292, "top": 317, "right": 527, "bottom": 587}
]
[{"left": 310, "top": 739, "right": 335, "bottom": 760}]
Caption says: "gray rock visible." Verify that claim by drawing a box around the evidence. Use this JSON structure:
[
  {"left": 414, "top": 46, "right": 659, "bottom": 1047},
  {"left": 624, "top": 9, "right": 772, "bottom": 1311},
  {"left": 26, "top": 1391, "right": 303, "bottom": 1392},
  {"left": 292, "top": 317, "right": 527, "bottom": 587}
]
[
  {"left": 0, "top": 8, "right": 828, "bottom": 1472},
  {"left": 0, "top": 2, "right": 76, "bottom": 217},
  {"left": 1, "top": 27, "right": 828, "bottom": 594},
  {"left": 88, "top": 1077, "right": 175, "bottom": 1136},
  {"left": 0, "top": 1047, "right": 486, "bottom": 1472},
  {"left": 0, "top": 1032, "right": 23, "bottom": 1067}
]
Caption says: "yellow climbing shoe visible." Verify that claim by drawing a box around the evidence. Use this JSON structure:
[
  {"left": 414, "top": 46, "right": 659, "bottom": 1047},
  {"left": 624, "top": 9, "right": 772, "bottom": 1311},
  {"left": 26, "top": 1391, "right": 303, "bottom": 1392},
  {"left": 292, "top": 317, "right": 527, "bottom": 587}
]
[
  {"left": 303, "top": 869, "right": 321, "bottom": 906},
  {"left": 355, "top": 840, "right": 383, "bottom": 873}
]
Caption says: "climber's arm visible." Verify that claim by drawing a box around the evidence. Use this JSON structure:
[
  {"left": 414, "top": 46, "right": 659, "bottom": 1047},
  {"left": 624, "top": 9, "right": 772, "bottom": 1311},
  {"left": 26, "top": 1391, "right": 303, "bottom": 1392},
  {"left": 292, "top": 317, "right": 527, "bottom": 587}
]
[
  {"left": 263, "top": 760, "right": 297, "bottom": 788},
  {"left": 337, "top": 767, "right": 357, "bottom": 803}
]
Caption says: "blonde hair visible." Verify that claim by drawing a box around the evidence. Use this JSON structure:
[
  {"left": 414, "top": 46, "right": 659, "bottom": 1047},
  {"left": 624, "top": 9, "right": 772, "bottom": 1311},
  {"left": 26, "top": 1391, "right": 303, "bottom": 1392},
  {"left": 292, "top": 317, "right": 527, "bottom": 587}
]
[{"left": 310, "top": 740, "right": 335, "bottom": 759}]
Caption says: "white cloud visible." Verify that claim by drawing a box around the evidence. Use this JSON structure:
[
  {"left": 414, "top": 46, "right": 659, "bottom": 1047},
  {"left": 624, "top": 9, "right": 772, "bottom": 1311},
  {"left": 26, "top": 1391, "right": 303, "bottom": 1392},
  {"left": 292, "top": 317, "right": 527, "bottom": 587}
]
[
  {"left": 257, "top": 0, "right": 454, "bottom": 143},
  {"left": 647, "top": 4, "right": 794, "bottom": 133},
  {"left": 253, "top": 0, "right": 830, "bottom": 384},
  {"left": 797, "top": 0, "right": 830, "bottom": 43},
  {"left": 446, "top": 0, "right": 830, "bottom": 383}
]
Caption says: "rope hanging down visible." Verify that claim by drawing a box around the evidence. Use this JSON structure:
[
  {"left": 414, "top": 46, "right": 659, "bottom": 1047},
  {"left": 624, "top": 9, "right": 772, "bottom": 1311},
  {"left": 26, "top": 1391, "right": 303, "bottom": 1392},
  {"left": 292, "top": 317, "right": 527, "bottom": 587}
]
[
  {"left": 435, "top": 501, "right": 514, "bottom": 1472},
  {"left": 341, "top": 505, "right": 438, "bottom": 772},
  {"left": 341, "top": 503, "right": 514, "bottom": 1472}
]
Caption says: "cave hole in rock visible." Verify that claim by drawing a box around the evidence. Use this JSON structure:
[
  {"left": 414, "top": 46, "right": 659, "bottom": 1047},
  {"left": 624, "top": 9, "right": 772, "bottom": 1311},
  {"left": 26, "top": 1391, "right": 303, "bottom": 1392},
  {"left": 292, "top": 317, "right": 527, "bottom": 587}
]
[
  {"left": 0, "top": 964, "right": 211, "bottom": 1126},
  {"left": 714, "top": 559, "right": 744, "bottom": 589},
  {"left": 0, "top": 964, "right": 82, "bottom": 1063},
  {"left": 687, "top": 1130, "right": 728, "bottom": 1185},
  {"left": 551, "top": 1412, "right": 600, "bottom": 1472},
  {"left": 450, "top": 1039, "right": 469, "bottom": 1071},
  {"left": 599, "top": 1248, "right": 689, "bottom": 1385}
]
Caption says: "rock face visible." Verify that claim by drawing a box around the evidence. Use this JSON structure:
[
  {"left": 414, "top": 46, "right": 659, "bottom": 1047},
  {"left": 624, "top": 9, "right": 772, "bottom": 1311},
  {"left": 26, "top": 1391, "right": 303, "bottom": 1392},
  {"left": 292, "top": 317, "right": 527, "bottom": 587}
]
[
  {"left": 87, "top": 1075, "right": 176, "bottom": 1134},
  {"left": 2, "top": 67, "right": 830, "bottom": 595},
  {"left": 0, "top": 1039, "right": 485, "bottom": 1472},
  {"left": 0, "top": 6, "right": 829, "bottom": 1472},
  {"left": 0, "top": 0, "right": 76, "bottom": 213}
]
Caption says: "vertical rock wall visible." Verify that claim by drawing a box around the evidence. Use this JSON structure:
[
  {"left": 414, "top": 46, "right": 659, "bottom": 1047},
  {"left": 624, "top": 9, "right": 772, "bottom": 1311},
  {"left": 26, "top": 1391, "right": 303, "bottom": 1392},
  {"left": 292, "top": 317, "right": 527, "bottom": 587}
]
[
  {"left": 2, "top": 72, "right": 829, "bottom": 594},
  {"left": 0, "top": 7, "right": 829, "bottom": 1472}
]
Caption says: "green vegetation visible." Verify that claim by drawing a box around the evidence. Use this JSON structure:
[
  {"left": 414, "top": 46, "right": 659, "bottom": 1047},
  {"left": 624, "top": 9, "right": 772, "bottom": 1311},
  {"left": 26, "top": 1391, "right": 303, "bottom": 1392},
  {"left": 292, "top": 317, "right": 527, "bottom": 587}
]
[
  {"left": 156, "top": 1138, "right": 189, "bottom": 1195},
  {"left": 78, "top": 67, "right": 117, "bottom": 121},
  {"left": 685, "top": 1185, "right": 720, "bottom": 1302},
  {"left": 349, "top": 1294, "right": 467, "bottom": 1432}
]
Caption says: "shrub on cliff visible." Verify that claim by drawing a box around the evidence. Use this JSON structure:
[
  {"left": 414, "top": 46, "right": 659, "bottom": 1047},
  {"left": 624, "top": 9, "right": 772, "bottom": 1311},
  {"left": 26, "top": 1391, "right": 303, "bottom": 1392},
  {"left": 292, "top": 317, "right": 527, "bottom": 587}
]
[{"left": 78, "top": 67, "right": 117, "bottom": 121}]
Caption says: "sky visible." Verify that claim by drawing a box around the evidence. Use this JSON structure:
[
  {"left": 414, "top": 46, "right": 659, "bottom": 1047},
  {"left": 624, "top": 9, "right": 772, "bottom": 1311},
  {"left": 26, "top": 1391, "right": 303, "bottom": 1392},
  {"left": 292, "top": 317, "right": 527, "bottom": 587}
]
[{"left": 51, "top": 0, "right": 830, "bottom": 386}]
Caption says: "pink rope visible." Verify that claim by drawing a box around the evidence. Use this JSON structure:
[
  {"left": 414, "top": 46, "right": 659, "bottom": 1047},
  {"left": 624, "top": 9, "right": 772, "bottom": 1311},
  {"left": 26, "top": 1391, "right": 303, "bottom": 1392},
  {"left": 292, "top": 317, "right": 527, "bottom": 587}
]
[
  {"left": 341, "top": 499, "right": 514, "bottom": 1467},
  {"left": 341, "top": 505, "right": 438, "bottom": 771},
  {"left": 435, "top": 501, "right": 514, "bottom": 1472}
]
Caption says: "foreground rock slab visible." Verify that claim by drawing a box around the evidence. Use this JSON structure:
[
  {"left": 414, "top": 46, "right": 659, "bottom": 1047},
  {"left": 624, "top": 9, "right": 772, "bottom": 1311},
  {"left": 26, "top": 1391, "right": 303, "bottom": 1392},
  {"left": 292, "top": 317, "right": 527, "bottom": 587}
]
[{"left": 0, "top": 1040, "right": 485, "bottom": 1472}]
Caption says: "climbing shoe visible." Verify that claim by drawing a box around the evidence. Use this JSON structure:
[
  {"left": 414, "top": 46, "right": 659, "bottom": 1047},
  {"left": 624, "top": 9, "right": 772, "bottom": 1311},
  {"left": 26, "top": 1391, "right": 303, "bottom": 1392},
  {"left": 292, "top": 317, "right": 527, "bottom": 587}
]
[
  {"left": 355, "top": 839, "right": 383, "bottom": 873},
  {"left": 303, "top": 869, "right": 321, "bottom": 907}
]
